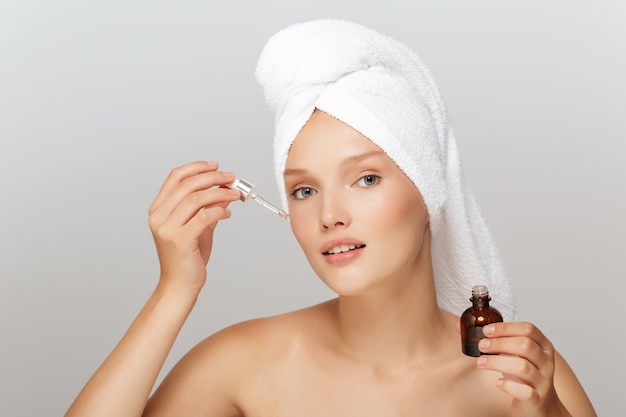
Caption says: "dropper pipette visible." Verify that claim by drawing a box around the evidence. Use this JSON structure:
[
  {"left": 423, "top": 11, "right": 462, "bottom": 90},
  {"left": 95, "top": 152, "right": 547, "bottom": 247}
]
[{"left": 228, "top": 178, "right": 289, "bottom": 220}]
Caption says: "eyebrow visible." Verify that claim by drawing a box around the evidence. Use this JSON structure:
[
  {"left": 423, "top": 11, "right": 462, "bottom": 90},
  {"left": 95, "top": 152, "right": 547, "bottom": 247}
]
[{"left": 284, "top": 150, "right": 385, "bottom": 176}]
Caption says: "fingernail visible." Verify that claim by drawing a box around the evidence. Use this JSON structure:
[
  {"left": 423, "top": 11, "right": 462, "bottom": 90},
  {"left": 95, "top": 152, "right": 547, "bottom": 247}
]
[
  {"left": 479, "top": 338, "right": 490, "bottom": 350},
  {"left": 477, "top": 356, "right": 487, "bottom": 366},
  {"left": 223, "top": 171, "right": 235, "bottom": 178},
  {"left": 483, "top": 325, "right": 495, "bottom": 335}
]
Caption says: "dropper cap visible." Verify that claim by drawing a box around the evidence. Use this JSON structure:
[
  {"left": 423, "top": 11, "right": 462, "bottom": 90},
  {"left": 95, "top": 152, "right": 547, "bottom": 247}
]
[{"left": 229, "top": 178, "right": 255, "bottom": 202}]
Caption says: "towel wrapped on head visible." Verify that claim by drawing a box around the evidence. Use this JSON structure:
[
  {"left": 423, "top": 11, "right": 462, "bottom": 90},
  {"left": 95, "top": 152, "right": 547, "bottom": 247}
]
[{"left": 255, "top": 19, "right": 516, "bottom": 321}]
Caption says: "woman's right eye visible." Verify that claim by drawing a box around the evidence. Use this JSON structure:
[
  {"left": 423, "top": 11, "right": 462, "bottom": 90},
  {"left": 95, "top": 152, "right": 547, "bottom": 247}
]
[{"left": 291, "top": 187, "right": 316, "bottom": 200}]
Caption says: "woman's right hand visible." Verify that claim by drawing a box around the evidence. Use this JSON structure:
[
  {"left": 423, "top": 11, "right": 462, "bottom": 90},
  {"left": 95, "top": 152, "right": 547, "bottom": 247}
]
[
  {"left": 65, "top": 161, "right": 242, "bottom": 417},
  {"left": 148, "top": 161, "right": 241, "bottom": 296}
]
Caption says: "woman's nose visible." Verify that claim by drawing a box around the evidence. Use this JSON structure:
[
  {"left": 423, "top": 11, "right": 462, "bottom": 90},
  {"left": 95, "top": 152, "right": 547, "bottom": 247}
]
[{"left": 319, "top": 192, "right": 350, "bottom": 230}]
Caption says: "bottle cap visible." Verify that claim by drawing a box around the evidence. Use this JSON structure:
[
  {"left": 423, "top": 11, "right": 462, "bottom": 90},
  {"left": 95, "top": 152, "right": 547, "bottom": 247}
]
[
  {"left": 472, "top": 285, "right": 490, "bottom": 297},
  {"left": 228, "top": 178, "right": 255, "bottom": 202}
]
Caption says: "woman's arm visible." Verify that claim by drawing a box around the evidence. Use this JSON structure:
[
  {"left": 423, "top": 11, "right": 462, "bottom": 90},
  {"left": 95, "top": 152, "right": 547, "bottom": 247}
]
[
  {"left": 64, "top": 287, "right": 198, "bottom": 417},
  {"left": 65, "top": 161, "right": 241, "bottom": 417},
  {"left": 553, "top": 351, "right": 597, "bottom": 417}
]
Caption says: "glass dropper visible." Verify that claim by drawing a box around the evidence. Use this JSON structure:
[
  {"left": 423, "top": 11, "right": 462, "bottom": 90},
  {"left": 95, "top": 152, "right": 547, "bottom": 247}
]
[{"left": 228, "top": 178, "right": 289, "bottom": 220}]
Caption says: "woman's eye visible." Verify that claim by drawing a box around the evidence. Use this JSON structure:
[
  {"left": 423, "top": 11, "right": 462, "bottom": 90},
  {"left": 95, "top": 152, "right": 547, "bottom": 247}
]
[
  {"left": 357, "top": 175, "right": 380, "bottom": 187},
  {"left": 292, "top": 187, "right": 316, "bottom": 200}
]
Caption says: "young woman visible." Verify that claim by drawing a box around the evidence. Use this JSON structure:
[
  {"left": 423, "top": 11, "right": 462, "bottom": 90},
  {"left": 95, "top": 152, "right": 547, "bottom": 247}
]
[{"left": 65, "top": 20, "right": 596, "bottom": 417}]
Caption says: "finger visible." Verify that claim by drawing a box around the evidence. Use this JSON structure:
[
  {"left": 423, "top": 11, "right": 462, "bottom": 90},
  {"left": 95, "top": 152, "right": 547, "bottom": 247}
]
[
  {"left": 184, "top": 204, "right": 233, "bottom": 238},
  {"left": 477, "top": 354, "right": 541, "bottom": 388},
  {"left": 495, "top": 376, "right": 564, "bottom": 417},
  {"left": 191, "top": 205, "right": 233, "bottom": 257},
  {"left": 152, "top": 203, "right": 234, "bottom": 269},
  {"left": 483, "top": 322, "right": 553, "bottom": 354},
  {"left": 478, "top": 335, "right": 552, "bottom": 372},
  {"left": 167, "top": 187, "right": 241, "bottom": 228},
  {"left": 150, "top": 161, "right": 219, "bottom": 213},
  {"left": 495, "top": 376, "right": 539, "bottom": 404},
  {"left": 150, "top": 170, "right": 237, "bottom": 224}
]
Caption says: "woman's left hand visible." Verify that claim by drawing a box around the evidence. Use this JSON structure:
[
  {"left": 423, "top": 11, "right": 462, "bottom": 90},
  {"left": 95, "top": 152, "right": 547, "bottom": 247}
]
[{"left": 476, "top": 322, "right": 572, "bottom": 417}]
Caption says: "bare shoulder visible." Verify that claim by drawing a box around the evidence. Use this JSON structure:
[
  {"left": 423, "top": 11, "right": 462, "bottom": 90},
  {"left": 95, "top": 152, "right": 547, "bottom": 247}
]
[{"left": 144, "top": 300, "right": 334, "bottom": 417}]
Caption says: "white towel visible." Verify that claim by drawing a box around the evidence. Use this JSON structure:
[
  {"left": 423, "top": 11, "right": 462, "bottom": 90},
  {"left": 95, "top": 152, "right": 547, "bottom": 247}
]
[{"left": 255, "top": 19, "right": 516, "bottom": 321}]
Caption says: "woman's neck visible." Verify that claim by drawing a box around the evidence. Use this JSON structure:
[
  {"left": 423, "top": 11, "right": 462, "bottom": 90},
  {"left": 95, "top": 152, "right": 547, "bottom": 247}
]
[{"left": 331, "top": 233, "right": 452, "bottom": 371}]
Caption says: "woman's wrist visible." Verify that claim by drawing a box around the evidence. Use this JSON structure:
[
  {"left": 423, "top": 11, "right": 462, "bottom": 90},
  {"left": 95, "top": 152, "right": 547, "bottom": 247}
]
[{"left": 152, "top": 280, "right": 201, "bottom": 312}]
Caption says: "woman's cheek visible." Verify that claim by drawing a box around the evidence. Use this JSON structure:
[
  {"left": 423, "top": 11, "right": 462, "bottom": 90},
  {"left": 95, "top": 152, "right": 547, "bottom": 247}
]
[{"left": 288, "top": 206, "right": 315, "bottom": 250}]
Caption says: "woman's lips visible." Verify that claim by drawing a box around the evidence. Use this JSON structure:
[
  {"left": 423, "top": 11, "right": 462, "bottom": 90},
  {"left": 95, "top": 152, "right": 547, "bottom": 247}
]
[
  {"left": 321, "top": 238, "right": 366, "bottom": 254},
  {"left": 324, "top": 243, "right": 366, "bottom": 255},
  {"left": 323, "top": 245, "right": 366, "bottom": 264}
]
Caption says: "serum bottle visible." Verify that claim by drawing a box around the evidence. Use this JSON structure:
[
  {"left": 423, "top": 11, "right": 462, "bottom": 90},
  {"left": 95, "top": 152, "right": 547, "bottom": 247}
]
[{"left": 460, "top": 285, "right": 503, "bottom": 357}]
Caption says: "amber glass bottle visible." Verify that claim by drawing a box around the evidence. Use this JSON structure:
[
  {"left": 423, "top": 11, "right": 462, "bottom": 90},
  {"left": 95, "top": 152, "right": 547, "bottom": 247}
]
[{"left": 460, "top": 285, "right": 503, "bottom": 357}]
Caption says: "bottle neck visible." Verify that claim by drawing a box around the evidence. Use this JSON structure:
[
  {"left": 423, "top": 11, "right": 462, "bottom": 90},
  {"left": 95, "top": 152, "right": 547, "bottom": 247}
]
[{"left": 471, "top": 296, "right": 490, "bottom": 308}]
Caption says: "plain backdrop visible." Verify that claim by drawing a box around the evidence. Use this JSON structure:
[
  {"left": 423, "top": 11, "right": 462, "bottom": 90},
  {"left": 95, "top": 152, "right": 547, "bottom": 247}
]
[{"left": 1, "top": 1, "right": 624, "bottom": 416}]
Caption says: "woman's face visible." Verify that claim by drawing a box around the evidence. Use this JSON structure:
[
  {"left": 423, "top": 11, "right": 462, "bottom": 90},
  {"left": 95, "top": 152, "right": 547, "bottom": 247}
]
[{"left": 284, "top": 110, "right": 430, "bottom": 296}]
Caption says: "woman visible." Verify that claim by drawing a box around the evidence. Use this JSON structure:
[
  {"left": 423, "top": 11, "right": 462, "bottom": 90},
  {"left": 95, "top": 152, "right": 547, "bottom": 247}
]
[{"left": 65, "top": 20, "right": 596, "bottom": 417}]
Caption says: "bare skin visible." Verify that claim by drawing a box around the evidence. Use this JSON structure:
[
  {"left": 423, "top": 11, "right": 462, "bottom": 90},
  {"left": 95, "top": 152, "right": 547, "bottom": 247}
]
[{"left": 65, "top": 111, "right": 596, "bottom": 417}]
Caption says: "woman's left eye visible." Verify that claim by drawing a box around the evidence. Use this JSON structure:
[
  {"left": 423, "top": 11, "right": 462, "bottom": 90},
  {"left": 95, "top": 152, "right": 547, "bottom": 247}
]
[{"left": 356, "top": 175, "right": 380, "bottom": 187}]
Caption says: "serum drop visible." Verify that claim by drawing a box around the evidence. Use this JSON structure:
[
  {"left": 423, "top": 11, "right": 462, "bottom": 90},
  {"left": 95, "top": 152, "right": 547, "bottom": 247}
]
[{"left": 460, "top": 285, "right": 503, "bottom": 357}]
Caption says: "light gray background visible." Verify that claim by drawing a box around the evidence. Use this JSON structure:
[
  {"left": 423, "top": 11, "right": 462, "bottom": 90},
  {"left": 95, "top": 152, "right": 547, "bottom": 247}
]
[{"left": 1, "top": 1, "right": 624, "bottom": 416}]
